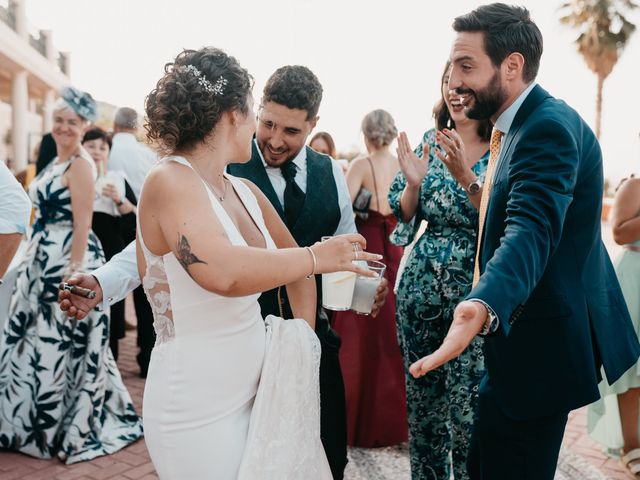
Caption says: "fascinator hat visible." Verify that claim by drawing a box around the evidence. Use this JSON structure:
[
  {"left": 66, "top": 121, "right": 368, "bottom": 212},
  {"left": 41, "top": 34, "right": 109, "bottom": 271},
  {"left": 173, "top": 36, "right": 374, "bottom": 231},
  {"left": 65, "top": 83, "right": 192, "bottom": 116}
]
[{"left": 60, "top": 86, "right": 98, "bottom": 122}]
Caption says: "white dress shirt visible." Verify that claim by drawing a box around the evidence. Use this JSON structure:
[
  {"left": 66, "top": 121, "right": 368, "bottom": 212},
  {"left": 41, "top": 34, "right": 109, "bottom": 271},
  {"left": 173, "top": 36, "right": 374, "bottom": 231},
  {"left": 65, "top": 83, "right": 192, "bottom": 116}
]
[
  {"left": 108, "top": 133, "right": 157, "bottom": 200},
  {"left": 254, "top": 139, "right": 357, "bottom": 235},
  {"left": 0, "top": 161, "right": 31, "bottom": 235},
  {"left": 493, "top": 82, "right": 537, "bottom": 164},
  {"left": 94, "top": 142, "right": 357, "bottom": 309}
]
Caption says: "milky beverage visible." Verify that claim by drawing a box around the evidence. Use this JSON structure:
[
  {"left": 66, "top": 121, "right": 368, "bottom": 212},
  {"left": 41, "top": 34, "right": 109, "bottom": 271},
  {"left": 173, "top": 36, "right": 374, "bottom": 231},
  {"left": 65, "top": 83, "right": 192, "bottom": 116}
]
[
  {"left": 322, "top": 271, "right": 357, "bottom": 311},
  {"left": 350, "top": 276, "right": 381, "bottom": 314},
  {"left": 350, "top": 260, "right": 385, "bottom": 315}
]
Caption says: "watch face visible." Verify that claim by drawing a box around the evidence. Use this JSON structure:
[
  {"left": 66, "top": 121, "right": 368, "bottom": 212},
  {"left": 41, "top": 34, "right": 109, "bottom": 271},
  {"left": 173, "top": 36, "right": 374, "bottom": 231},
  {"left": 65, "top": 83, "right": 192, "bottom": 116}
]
[{"left": 468, "top": 181, "right": 481, "bottom": 194}]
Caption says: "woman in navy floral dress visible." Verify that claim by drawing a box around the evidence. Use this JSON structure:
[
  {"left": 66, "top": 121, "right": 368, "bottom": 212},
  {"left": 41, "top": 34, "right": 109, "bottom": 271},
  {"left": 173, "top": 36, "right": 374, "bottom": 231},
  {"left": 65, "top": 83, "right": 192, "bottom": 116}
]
[
  {"left": 388, "top": 63, "right": 491, "bottom": 480},
  {"left": 0, "top": 88, "right": 142, "bottom": 464}
]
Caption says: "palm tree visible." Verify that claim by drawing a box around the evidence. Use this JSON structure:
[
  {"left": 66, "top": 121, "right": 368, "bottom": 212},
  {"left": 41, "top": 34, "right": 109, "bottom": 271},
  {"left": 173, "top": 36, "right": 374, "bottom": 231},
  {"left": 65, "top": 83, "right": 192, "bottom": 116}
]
[{"left": 560, "top": 0, "right": 637, "bottom": 138}]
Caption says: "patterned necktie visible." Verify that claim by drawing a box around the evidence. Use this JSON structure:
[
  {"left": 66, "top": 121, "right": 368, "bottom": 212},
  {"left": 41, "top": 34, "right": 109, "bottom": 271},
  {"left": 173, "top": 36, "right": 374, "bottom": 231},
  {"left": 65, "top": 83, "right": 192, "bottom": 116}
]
[
  {"left": 472, "top": 128, "right": 504, "bottom": 287},
  {"left": 280, "top": 161, "right": 305, "bottom": 228}
]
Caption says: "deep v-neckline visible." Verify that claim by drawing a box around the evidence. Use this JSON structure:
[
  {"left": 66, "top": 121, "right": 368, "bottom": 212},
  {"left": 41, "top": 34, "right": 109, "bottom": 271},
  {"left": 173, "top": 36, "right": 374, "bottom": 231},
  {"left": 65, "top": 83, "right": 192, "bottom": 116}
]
[
  {"left": 170, "top": 156, "right": 269, "bottom": 249},
  {"left": 211, "top": 176, "right": 268, "bottom": 249}
]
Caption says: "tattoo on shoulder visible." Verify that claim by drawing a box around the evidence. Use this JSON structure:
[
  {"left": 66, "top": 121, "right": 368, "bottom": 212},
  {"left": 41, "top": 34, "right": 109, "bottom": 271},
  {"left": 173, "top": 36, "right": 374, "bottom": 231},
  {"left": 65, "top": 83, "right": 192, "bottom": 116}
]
[{"left": 176, "top": 234, "right": 207, "bottom": 278}]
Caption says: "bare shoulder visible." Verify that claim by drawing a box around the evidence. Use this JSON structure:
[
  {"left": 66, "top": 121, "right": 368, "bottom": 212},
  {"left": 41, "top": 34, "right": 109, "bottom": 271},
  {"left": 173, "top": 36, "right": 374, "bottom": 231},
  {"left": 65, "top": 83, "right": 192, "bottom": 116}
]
[
  {"left": 349, "top": 155, "right": 370, "bottom": 170},
  {"left": 66, "top": 153, "right": 95, "bottom": 184},
  {"left": 141, "top": 160, "right": 206, "bottom": 207},
  {"left": 238, "top": 177, "right": 260, "bottom": 195},
  {"left": 616, "top": 176, "right": 640, "bottom": 198},
  {"left": 68, "top": 153, "right": 94, "bottom": 174}
]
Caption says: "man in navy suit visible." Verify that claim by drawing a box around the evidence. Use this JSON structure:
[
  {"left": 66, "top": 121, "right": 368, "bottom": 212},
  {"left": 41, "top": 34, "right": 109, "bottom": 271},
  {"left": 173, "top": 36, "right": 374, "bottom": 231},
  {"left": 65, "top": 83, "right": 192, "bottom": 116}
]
[{"left": 406, "top": 4, "right": 640, "bottom": 479}]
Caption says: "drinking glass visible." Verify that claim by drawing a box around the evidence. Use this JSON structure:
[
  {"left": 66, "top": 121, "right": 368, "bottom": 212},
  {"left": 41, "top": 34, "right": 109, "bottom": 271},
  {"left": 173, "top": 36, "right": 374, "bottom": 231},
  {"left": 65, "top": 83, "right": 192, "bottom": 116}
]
[
  {"left": 350, "top": 260, "right": 385, "bottom": 315},
  {"left": 320, "top": 236, "right": 357, "bottom": 311}
]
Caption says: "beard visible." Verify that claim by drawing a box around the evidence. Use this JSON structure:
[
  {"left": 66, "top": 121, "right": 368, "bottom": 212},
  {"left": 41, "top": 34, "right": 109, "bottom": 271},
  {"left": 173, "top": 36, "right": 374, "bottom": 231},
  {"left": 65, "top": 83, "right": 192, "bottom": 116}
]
[{"left": 458, "top": 70, "right": 507, "bottom": 121}]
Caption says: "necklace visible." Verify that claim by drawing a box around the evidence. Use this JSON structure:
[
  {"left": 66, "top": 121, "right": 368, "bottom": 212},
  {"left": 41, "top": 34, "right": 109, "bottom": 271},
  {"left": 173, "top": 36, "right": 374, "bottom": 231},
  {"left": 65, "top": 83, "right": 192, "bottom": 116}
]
[{"left": 190, "top": 160, "right": 228, "bottom": 202}]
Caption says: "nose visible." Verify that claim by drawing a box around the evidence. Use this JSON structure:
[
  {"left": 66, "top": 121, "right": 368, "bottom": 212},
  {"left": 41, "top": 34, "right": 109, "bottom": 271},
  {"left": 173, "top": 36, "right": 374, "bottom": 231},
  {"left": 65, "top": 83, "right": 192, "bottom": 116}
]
[
  {"left": 269, "top": 131, "right": 284, "bottom": 149},
  {"left": 448, "top": 66, "right": 462, "bottom": 92}
]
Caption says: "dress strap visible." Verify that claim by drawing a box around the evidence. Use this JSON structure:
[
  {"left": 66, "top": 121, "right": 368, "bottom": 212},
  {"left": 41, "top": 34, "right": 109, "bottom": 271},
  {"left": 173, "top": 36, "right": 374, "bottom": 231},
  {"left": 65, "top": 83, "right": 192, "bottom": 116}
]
[{"left": 367, "top": 157, "right": 380, "bottom": 212}]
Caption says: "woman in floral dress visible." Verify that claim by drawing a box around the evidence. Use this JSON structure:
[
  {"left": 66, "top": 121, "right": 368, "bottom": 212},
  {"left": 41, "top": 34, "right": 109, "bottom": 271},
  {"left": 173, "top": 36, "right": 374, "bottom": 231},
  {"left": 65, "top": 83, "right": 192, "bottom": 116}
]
[
  {"left": 388, "top": 62, "right": 491, "bottom": 480},
  {"left": 0, "top": 87, "right": 142, "bottom": 464}
]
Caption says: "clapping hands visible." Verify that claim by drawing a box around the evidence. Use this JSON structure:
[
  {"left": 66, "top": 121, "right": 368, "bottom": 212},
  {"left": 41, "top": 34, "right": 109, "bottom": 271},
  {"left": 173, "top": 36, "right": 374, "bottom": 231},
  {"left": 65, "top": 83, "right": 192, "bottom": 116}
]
[
  {"left": 396, "top": 132, "right": 429, "bottom": 188},
  {"left": 435, "top": 129, "right": 468, "bottom": 181}
]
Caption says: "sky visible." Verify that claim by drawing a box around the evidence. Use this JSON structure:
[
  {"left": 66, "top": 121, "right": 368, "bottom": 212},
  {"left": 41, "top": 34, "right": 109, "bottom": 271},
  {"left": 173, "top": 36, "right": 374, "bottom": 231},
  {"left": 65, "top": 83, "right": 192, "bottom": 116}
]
[{"left": 23, "top": 0, "right": 640, "bottom": 184}]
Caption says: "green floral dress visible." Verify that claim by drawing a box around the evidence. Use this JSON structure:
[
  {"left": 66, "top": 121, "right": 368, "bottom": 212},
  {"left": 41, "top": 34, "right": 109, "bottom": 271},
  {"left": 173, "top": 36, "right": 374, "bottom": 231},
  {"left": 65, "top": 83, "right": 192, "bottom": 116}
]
[
  {"left": 388, "top": 129, "right": 488, "bottom": 480},
  {"left": 0, "top": 158, "right": 143, "bottom": 464}
]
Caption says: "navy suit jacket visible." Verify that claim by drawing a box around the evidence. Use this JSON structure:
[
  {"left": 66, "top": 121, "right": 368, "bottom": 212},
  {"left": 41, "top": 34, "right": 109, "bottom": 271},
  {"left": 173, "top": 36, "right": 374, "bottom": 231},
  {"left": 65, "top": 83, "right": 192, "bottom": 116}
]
[{"left": 469, "top": 85, "right": 640, "bottom": 420}]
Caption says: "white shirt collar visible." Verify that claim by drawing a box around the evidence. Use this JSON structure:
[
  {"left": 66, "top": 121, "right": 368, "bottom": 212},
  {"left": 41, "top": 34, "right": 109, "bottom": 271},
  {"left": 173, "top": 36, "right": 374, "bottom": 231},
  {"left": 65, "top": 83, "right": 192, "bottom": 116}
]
[
  {"left": 254, "top": 138, "right": 307, "bottom": 171},
  {"left": 494, "top": 82, "right": 537, "bottom": 134}
]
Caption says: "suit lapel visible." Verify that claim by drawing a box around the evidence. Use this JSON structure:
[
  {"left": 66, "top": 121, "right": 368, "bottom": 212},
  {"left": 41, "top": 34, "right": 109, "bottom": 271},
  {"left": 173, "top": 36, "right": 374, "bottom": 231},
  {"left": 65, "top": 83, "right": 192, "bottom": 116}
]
[
  {"left": 491, "top": 85, "right": 551, "bottom": 184},
  {"left": 479, "top": 85, "right": 551, "bottom": 264}
]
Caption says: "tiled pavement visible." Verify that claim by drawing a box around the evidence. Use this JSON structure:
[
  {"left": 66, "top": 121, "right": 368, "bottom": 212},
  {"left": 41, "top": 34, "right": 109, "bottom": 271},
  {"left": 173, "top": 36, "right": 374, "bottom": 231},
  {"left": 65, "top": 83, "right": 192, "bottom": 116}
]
[{"left": 0, "top": 222, "right": 633, "bottom": 479}]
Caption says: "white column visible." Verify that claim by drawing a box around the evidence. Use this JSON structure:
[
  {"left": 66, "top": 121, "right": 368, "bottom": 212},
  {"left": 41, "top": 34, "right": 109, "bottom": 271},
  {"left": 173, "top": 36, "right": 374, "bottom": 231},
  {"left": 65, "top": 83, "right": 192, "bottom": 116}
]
[
  {"left": 42, "top": 89, "right": 55, "bottom": 133},
  {"left": 59, "top": 52, "right": 70, "bottom": 76},
  {"left": 42, "top": 30, "right": 55, "bottom": 62},
  {"left": 11, "top": 70, "right": 28, "bottom": 171},
  {"left": 12, "top": 0, "right": 27, "bottom": 39}
]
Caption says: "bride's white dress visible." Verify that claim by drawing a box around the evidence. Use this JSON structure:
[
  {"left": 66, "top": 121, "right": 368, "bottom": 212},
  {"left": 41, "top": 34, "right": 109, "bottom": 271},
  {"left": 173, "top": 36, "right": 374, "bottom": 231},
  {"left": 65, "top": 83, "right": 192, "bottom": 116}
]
[{"left": 139, "top": 156, "right": 331, "bottom": 479}]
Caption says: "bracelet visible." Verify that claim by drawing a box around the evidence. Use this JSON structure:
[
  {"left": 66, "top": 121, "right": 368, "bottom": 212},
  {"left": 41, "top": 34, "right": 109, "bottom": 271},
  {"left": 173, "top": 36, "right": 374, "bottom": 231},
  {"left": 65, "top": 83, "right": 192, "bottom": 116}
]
[{"left": 304, "top": 246, "right": 317, "bottom": 279}]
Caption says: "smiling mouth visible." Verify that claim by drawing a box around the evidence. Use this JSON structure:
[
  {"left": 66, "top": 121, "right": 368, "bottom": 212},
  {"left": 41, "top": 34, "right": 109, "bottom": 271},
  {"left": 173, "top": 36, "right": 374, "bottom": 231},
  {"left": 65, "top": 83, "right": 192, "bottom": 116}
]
[
  {"left": 450, "top": 95, "right": 469, "bottom": 111},
  {"left": 267, "top": 145, "right": 287, "bottom": 156}
]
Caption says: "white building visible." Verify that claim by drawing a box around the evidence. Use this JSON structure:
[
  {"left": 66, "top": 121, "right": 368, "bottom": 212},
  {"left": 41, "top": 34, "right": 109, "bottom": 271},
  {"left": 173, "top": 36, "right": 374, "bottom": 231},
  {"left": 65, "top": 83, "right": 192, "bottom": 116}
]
[{"left": 0, "top": 0, "right": 70, "bottom": 172}]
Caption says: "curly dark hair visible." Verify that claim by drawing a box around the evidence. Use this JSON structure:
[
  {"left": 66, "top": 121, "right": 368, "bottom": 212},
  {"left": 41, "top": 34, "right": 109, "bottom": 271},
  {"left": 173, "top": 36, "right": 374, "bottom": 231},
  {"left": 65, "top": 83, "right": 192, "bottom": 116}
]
[
  {"left": 145, "top": 47, "right": 253, "bottom": 153},
  {"left": 433, "top": 61, "right": 492, "bottom": 142},
  {"left": 262, "top": 66, "right": 322, "bottom": 120}
]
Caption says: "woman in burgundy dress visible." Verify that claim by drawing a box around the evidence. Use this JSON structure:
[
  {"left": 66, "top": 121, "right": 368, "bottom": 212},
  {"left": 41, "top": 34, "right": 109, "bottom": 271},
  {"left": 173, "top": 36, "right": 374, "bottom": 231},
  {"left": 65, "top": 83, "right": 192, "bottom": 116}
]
[{"left": 333, "top": 109, "right": 407, "bottom": 447}]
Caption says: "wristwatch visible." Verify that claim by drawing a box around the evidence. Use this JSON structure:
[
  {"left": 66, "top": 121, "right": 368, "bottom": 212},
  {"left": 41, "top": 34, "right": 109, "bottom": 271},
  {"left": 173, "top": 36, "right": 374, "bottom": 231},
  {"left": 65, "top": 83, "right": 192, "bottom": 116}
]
[
  {"left": 480, "top": 307, "right": 498, "bottom": 336},
  {"left": 466, "top": 178, "right": 482, "bottom": 196}
]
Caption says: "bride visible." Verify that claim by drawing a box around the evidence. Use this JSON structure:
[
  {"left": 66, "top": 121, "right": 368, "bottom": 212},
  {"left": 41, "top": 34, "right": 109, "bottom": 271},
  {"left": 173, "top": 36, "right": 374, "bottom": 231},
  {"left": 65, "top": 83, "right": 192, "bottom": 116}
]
[{"left": 137, "top": 47, "right": 379, "bottom": 479}]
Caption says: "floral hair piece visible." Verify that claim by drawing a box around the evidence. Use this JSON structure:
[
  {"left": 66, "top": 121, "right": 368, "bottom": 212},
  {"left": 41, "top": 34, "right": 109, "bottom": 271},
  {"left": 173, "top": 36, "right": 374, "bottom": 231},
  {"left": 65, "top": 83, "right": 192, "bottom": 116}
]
[
  {"left": 183, "top": 65, "right": 228, "bottom": 96},
  {"left": 60, "top": 86, "right": 98, "bottom": 122}
]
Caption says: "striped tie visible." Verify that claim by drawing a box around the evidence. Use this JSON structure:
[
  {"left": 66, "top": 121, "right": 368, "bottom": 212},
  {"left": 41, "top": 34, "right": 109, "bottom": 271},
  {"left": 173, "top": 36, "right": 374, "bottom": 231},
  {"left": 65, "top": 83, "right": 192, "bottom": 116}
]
[{"left": 472, "top": 128, "right": 504, "bottom": 287}]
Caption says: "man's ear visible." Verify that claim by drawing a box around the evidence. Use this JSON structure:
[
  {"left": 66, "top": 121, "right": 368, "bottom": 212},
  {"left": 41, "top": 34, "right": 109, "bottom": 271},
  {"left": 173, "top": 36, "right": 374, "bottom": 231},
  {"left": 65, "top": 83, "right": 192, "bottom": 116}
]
[
  {"left": 308, "top": 115, "right": 319, "bottom": 131},
  {"left": 504, "top": 52, "right": 525, "bottom": 81}
]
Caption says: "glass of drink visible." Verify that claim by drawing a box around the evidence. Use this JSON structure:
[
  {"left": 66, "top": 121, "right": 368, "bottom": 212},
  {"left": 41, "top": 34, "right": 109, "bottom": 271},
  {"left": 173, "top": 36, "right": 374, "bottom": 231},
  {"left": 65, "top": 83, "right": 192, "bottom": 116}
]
[
  {"left": 320, "top": 235, "right": 357, "bottom": 311},
  {"left": 350, "top": 260, "right": 386, "bottom": 315}
]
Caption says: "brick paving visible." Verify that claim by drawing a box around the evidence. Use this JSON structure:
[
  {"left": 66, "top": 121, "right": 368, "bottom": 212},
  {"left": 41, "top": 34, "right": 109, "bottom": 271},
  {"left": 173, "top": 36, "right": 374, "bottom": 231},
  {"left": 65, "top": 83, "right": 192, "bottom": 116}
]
[{"left": 0, "top": 221, "right": 633, "bottom": 479}]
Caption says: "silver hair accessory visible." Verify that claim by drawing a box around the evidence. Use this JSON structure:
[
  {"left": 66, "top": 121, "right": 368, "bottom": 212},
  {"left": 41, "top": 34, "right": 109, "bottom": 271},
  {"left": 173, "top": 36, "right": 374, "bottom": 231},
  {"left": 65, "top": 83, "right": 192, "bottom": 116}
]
[{"left": 183, "top": 65, "right": 228, "bottom": 96}]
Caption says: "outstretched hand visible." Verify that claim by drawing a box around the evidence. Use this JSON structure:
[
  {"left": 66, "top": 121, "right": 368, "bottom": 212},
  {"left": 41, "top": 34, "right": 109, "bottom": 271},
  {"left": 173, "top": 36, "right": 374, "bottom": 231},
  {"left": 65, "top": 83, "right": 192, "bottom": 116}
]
[{"left": 409, "top": 300, "right": 487, "bottom": 378}]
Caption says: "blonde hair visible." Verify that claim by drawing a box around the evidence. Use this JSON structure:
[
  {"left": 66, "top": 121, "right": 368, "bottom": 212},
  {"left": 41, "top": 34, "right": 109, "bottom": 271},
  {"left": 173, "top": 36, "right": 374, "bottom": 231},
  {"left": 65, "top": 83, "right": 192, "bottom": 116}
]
[{"left": 361, "top": 109, "right": 397, "bottom": 148}]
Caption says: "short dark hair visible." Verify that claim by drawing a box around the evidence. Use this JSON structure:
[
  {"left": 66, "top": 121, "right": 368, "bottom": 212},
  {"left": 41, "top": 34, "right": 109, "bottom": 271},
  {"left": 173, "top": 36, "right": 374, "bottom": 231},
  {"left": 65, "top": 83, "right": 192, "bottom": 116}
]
[
  {"left": 82, "top": 127, "right": 112, "bottom": 149},
  {"left": 433, "top": 61, "right": 492, "bottom": 141},
  {"left": 262, "top": 66, "right": 323, "bottom": 120},
  {"left": 145, "top": 47, "right": 253, "bottom": 153},
  {"left": 453, "top": 3, "right": 543, "bottom": 83}
]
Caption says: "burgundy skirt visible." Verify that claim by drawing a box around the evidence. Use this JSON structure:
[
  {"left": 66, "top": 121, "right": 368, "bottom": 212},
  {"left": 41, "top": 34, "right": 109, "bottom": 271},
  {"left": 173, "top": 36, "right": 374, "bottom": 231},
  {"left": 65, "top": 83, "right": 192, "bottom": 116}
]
[{"left": 333, "top": 210, "right": 408, "bottom": 447}]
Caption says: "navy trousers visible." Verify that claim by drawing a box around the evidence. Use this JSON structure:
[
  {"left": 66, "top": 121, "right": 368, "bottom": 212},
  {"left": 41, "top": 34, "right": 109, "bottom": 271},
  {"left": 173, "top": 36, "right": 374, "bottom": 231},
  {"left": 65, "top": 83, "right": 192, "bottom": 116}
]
[{"left": 467, "top": 383, "right": 568, "bottom": 480}]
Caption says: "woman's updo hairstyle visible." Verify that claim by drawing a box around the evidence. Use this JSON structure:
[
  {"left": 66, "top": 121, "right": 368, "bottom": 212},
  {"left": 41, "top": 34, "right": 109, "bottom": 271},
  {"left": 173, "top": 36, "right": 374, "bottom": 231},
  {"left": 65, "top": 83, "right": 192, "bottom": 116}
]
[
  {"left": 145, "top": 47, "right": 253, "bottom": 153},
  {"left": 361, "top": 109, "right": 398, "bottom": 149}
]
